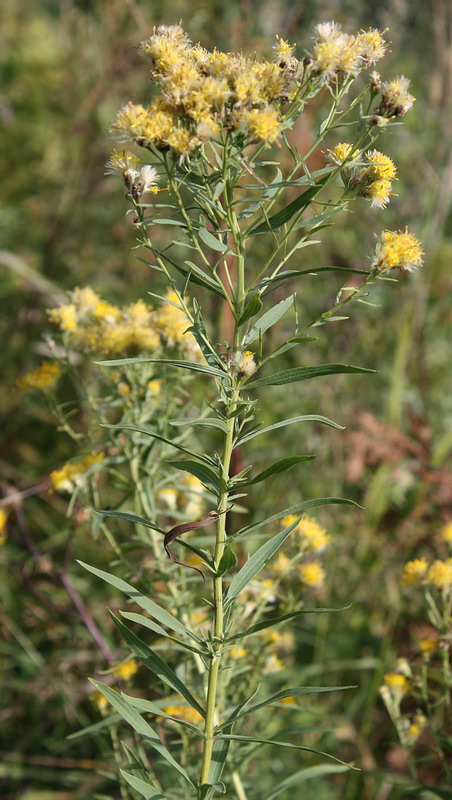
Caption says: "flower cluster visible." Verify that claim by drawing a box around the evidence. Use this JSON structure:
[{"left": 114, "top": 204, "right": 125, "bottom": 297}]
[
  {"left": 50, "top": 452, "right": 104, "bottom": 493},
  {"left": 272, "top": 514, "right": 330, "bottom": 588},
  {"left": 402, "top": 557, "right": 452, "bottom": 590},
  {"left": 329, "top": 146, "right": 398, "bottom": 209},
  {"left": 372, "top": 229, "right": 424, "bottom": 272},
  {"left": 310, "top": 22, "right": 387, "bottom": 82},
  {"left": 17, "top": 361, "right": 61, "bottom": 393},
  {"left": 48, "top": 287, "right": 199, "bottom": 359},
  {"left": 112, "top": 22, "right": 387, "bottom": 158}
]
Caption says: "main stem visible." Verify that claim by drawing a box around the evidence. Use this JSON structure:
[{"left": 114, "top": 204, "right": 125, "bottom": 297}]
[{"left": 199, "top": 146, "right": 245, "bottom": 793}]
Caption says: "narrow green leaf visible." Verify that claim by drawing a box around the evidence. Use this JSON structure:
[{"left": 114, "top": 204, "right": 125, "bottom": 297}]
[
  {"left": 219, "top": 735, "right": 355, "bottom": 768},
  {"left": 167, "top": 460, "right": 220, "bottom": 492},
  {"left": 101, "top": 423, "right": 216, "bottom": 466},
  {"left": 243, "top": 295, "right": 295, "bottom": 346},
  {"left": 247, "top": 363, "right": 376, "bottom": 388},
  {"left": 94, "top": 357, "right": 227, "bottom": 378},
  {"left": 262, "top": 764, "right": 350, "bottom": 800},
  {"left": 170, "top": 417, "right": 229, "bottom": 434},
  {"left": 225, "top": 607, "right": 348, "bottom": 642},
  {"left": 226, "top": 517, "right": 301, "bottom": 603},
  {"left": 122, "top": 692, "right": 205, "bottom": 737},
  {"left": 198, "top": 227, "right": 229, "bottom": 253},
  {"left": 248, "top": 178, "right": 328, "bottom": 235},
  {"left": 256, "top": 266, "right": 371, "bottom": 291},
  {"left": 168, "top": 258, "right": 224, "bottom": 297},
  {"left": 237, "top": 294, "right": 263, "bottom": 327},
  {"left": 111, "top": 615, "right": 206, "bottom": 717},
  {"left": 216, "top": 545, "right": 238, "bottom": 577},
  {"left": 67, "top": 713, "right": 121, "bottom": 740},
  {"left": 232, "top": 497, "right": 361, "bottom": 542},
  {"left": 120, "top": 770, "right": 164, "bottom": 799},
  {"left": 77, "top": 561, "right": 202, "bottom": 643},
  {"left": 89, "top": 680, "right": 193, "bottom": 785},
  {"left": 231, "top": 455, "right": 315, "bottom": 488},
  {"left": 93, "top": 509, "right": 164, "bottom": 534},
  {"left": 237, "top": 415, "right": 344, "bottom": 446},
  {"left": 119, "top": 611, "right": 207, "bottom": 656},
  {"left": 216, "top": 686, "right": 355, "bottom": 731}
]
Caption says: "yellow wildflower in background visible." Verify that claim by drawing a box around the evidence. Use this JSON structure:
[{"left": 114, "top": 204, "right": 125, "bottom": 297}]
[
  {"left": 111, "top": 659, "right": 138, "bottom": 681},
  {"left": 426, "top": 559, "right": 452, "bottom": 589},
  {"left": 406, "top": 713, "right": 426, "bottom": 745},
  {"left": 372, "top": 229, "right": 424, "bottom": 272},
  {"left": 382, "top": 671, "right": 410, "bottom": 698},
  {"left": 90, "top": 691, "right": 109, "bottom": 714},
  {"left": 325, "top": 142, "right": 355, "bottom": 164},
  {"left": 161, "top": 705, "right": 203, "bottom": 725},
  {"left": 299, "top": 561, "right": 325, "bottom": 588},
  {"left": 0, "top": 509, "right": 8, "bottom": 545},
  {"left": 273, "top": 552, "right": 291, "bottom": 574},
  {"left": 229, "top": 645, "right": 248, "bottom": 659},
  {"left": 441, "top": 521, "right": 452, "bottom": 544},
  {"left": 152, "top": 290, "right": 199, "bottom": 358},
  {"left": 17, "top": 361, "right": 61, "bottom": 393},
  {"left": 50, "top": 452, "right": 104, "bottom": 493},
  {"left": 297, "top": 515, "right": 330, "bottom": 553},
  {"left": 418, "top": 637, "right": 437, "bottom": 659},
  {"left": 263, "top": 654, "right": 284, "bottom": 674},
  {"left": 401, "top": 558, "right": 429, "bottom": 587}
]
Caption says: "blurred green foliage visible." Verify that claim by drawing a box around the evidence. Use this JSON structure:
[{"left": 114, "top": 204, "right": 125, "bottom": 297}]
[{"left": 1, "top": 1, "right": 451, "bottom": 798}]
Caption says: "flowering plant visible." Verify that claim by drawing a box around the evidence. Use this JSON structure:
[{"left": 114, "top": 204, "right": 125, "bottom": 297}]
[{"left": 35, "top": 20, "right": 424, "bottom": 799}]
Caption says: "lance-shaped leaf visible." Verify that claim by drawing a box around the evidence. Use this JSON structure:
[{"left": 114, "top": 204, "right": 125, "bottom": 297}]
[
  {"left": 170, "top": 417, "right": 230, "bottom": 434},
  {"left": 67, "top": 713, "right": 121, "bottom": 740},
  {"left": 94, "top": 356, "right": 227, "bottom": 379},
  {"left": 218, "top": 735, "right": 355, "bottom": 768},
  {"left": 120, "top": 770, "right": 165, "bottom": 799},
  {"left": 226, "top": 517, "right": 301, "bottom": 603},
  {"left": 198, "top": 226, "right": 231, "bottom": 253},
  {"left": 89, "top": 679, "right": 193, "bottom": 785},
  {"left": 169, "top": 257, "right": 224, "bottom": 297},
  {"left": 248, "top": 177, "right": 329, "bottom": 235},
  {"left": 237, "top": 414, "right": 343, "bottom": 446},
  {"left": 230, "top": 455, "right": 315, "bottom": 488},
  {"left": 237, "top": 293, "right": 263, "bottom": 327},
  {"left": 215, "top": 686, "right": 355, "bottom": 731},
  {"left": 167, "top": 460, "right": 220, "bottom": 492},
  {"left": 262, "top": 765, "right": 350, "bottom": 800},
  {"left": 122, "top": 692, "right": 205, "bottom": 737},
  {"left": 120, "top": 611, "right": 208, "bottom": 656},
  {"left": 231, "top": 497, "right": 361, "bottom": 542},
  {"left": 77, "top": 561, "right": 202, "bottom": 643},
  {"left": 111, "top": 615, "right": 206, "bottom": 718},
  {"left": 225, "top": 606, "right": 348, "bottom": 643},
  {"left": 101, "top": 423, "right": 216, "bottom": 466},
  {"left": 247, "top": 363, "right": 376, "bottom": 389},
  {"left": 242, "top": 295, "right": 295, "bottom": 347}
]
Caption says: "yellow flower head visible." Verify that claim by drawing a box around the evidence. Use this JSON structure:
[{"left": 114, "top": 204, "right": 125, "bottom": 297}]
[
  {"left": 372, "top": 229, "right": 424, "bottom": 273},
  {"left": 379, "top": 75, "right": 415, "bottom": 116},
  {"left": 401, "top": 558, "right": 429, "bottom": 587},
  {"left": 312, "top": 23, "right": 362, "bottom": 80},
  {"left": 112, "top": 658, "right": 138, "bottom": 681},
  {"left": 90, "top": 691, "right": 109, "bottom": 713},
  {"left": 0, "top": 509, "right": 8, "bottom": 545},
  {"left": 325, "top": 142, "right": 355, "bottom": 165},
  {"left": 299, "top": 561, "right": 325, "bottom": 588},
  {"left": 427, "top": 559, "right": 452, "bottom": 589},
  {"left": 364, "top": 150, "right": 397, "bottom": 180},
  {"left": 161, "top": 704, "right": 203, "bottom": 725},
  {"left": 246, "top": 107, "right": 281, "bottom": 145},
  {"left": 382, "top": 671, "right": 410, "bottom": 697},
  {"left": 406, "top": 713, "right": 426, "bottom": 745},
  {"left": 233, "top": 350, "right": 256, "bottom": 378},
  {"left": 440, "top": 521, "right": 452, "bottom": 544},
  {"left": 274, "top": 35, "right": 296, "bottom": 65},
  {"left": 297, "top": 515, "right": 330, "bottom": 553},
  {"left": 17, "top": 361, "right": 61, "bottom": 393},
  {"left": 50, "top": 452, "right": 104, "bottom": 493},
  {"left": 273, "top": 552, "right": 291, "bottom": 574},
  {"left": 357, "top": 28, "right": 388, "bottom": 66},
  {"left": 418, "top": 637, "right": 437, "bottom": 659},
  {"left": 262, "top": 654, "right": 284, "bottom": 675}
]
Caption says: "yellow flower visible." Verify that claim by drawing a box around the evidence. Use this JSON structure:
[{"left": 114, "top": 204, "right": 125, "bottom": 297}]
[
  {"left": 273, "top": 35, "right": 296, "bottom": 65},
  {"left": 158, "top": 488, "right": 179, "bottom": 511},
  {"left": 229, "top": 645, "right": 248, "bottom": 659},
  {"left": 401, "top": 558, "right": 429, "bottom": 587},
  {"left": 90, "top": 691, "right": 109, "bottom": 713},
  {"left": 112, "top": 658, "right": 138, "bottom": 681},
  {"left": 160, "top": 704, "right": 203, "bottom": 725},
  {"left": 17, "top": 361, "right": 61, "bottom": 393},
  {"left": 325, "top": 142, "right": 355, "bottom": 165},
  {"left": 364, "top": 150, "right": 397, "bottom": 180},
  {"left": 0, "top": 509, "right": 8, "bottom": 545},
  {"left": 282, "top": 514, "right": 299, "bottom": 529},
  {"left": 372, "top": 229, "right": 424, "bottom": 273},
  {"left": 50, "top": 452, "right": 104, "bottom": 493},
  {"left": 406, "top": 713, "right": 426, "bottom": 745},
  {"left": 352, "top": 150, "right": 397, "bottom": 209},
  {"left": 356, "top": 28, "right": 388, "bottom": 66},
  {"left": 383, "top": 672, "right": 410, "bottom": 697},
  {"left": 247, "top": 108, "right": 281, "bottom": 145},
  {"left": 379, "top": 75, "right": 415, "bottom": 116},
  {"left": 312, "top": 23, "right": 362, "bottom": 80},
  {"left": 418, "top": 637, "right": 437, "bottom": 659},
  {"left": 273, "top": 552, "right": 291, "bottom": 574},
  {"left": 441, "top": 521, "right": 452, "bottom": 544},
  {"left": 297, "top": 515, "right": 330, "bottom": 553},
  {"left": 48, "top": 303, "right": 78, "bottom": 332},
  {"left": 299, "top": 561, "right": 325, "bottom": 588},
  {"left": 427, "top": 559, "right": 452, "bottom": 589},
  {"left": 268, "top": 630, "right": 295, "bottom": 652}
]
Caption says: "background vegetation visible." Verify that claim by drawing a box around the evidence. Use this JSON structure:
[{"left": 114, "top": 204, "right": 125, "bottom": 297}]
[{"left": 1, "top": 1, "right": 451, "bottom": 798}]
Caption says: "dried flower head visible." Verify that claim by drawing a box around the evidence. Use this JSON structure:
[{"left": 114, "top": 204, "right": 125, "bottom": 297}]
[{"left": 377, "top": 75, "right": 415, "bottom": 117}]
